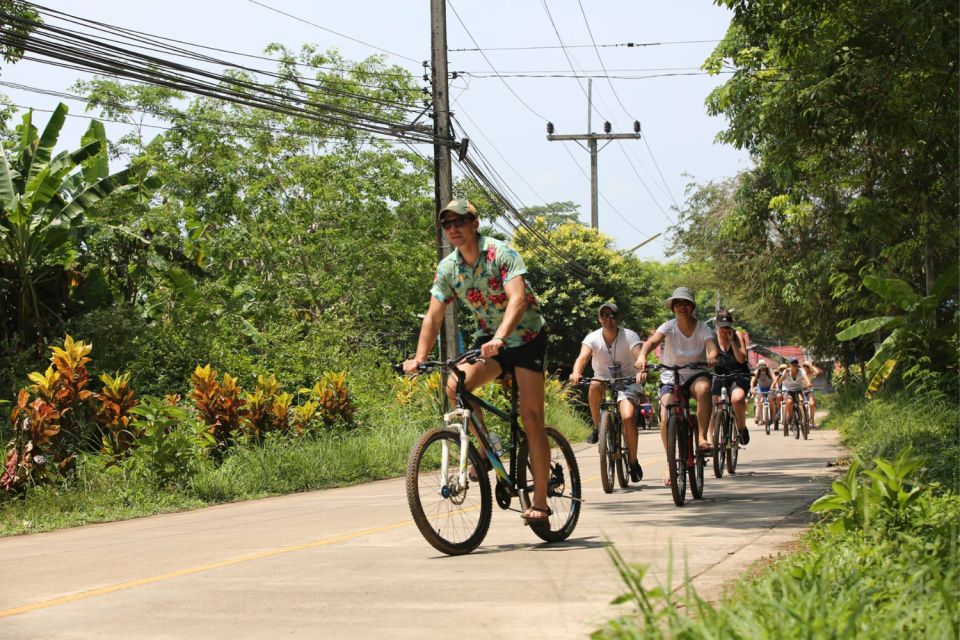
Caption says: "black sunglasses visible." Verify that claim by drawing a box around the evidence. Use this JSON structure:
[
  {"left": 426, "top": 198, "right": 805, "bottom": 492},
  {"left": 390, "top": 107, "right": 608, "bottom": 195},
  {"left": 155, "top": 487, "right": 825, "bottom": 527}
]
[
  {"left": 600, "top": 312, "right": 617, "bottom": 319},
  {"left": 440, "top": 216, "right": 472, "bottom": 230}
]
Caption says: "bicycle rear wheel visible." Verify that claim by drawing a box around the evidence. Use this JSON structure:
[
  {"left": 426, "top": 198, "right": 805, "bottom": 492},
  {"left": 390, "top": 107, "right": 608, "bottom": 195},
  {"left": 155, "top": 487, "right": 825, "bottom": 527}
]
[
  {"left": 712, "top": 411, "right": 725, "bottom": 479},
  {"left": 519, "top": 427, "right": 581, "bottom": 543},
  {"left": 666, "top": 415, "right": 687, "bottom": 506},
  {"left": 406, "top": 428, "right": 492, "bottom": 556},
  {"left": 597, "top": 411, "right": 616, "bottom": 494}
]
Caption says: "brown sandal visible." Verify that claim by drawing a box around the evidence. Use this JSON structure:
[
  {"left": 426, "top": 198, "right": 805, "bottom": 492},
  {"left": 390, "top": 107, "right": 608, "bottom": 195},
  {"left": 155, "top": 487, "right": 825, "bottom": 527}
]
[{"left": 521, "top": 505, "right": 552, "bottom": 525}]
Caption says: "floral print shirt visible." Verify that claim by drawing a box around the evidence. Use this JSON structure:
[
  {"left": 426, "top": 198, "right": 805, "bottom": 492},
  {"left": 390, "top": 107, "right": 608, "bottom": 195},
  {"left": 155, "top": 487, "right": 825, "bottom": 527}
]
[{"left": 430, "top": 235, "right": 545, "bottom": 347}]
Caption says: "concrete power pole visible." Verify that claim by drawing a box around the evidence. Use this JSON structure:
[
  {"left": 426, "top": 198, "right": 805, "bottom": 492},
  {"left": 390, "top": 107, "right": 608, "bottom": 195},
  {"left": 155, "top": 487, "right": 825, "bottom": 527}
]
[
  {"left": 546, "top": 79, "right": 642, "bottom": 229},
  {"left": 430, "top": 0, "right": 457, "bottom": 360}
]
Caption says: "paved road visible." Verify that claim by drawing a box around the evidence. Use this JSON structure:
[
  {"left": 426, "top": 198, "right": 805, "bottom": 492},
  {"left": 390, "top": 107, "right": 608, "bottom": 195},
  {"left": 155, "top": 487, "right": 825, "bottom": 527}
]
[{"left": 0, "top": 420, "right": 842, "bottom": 639}]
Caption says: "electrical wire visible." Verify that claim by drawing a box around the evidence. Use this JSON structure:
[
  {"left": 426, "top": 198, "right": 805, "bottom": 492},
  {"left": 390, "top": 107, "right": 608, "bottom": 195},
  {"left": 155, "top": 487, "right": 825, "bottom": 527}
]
[
  {"left": 246, "top": 0, "right": 423, "bottom": 65},
  {"left": 0, "top": 5, "right": 444, "bottom": 145},
  {"left": 576, "top": 0, "right": 679, "bottom": 208},
  {"left": 446, "top": 0, "right": 550, "bottom": 122},
  {"left": 449, "top": 39, "right": 720, "bottom": 52}
]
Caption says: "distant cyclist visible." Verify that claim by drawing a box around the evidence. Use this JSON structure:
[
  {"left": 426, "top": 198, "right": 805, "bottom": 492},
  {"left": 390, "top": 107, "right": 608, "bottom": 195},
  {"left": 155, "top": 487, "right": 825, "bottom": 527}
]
[
  {"left": 712, "top": 312, "right": 751, "bottom": 445},
  {"left": 773, "top": 358, "right": 810, "bottom": 429},
  {"left": 570, "top": 302, "right": 646, "bottom": 482},
  {"left": 801, "top": 362, "right": 822, "bottom": 427},
  {"left": 750, "top": 362, "right": 774, "bottom": 426},
  {"left": 635, "top": 287, "right": 718, "bottom": 486}
]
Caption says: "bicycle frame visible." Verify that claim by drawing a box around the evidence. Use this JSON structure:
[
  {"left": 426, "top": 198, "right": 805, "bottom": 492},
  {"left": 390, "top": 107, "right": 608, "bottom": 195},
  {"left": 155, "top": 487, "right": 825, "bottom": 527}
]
[{"left": 444, "top": 365, "right": 523, "bottom": 493}]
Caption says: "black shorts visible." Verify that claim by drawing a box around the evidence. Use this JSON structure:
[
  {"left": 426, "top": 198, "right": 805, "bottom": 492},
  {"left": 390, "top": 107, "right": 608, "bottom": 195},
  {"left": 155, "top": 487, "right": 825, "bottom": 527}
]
[
  {"left": 471, "top": 330, "right": 547, "bottom": 375},
  {"left": 711, "top": 375, "right": 751, "bottom": 396}
]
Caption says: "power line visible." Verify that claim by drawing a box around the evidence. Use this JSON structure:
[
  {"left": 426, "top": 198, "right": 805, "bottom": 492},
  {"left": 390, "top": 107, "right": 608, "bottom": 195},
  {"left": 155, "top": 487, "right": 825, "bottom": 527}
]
[
  {"left": 245, "top": 0, "right": 422, "bottom": 65},
  {"left": 459, "top": 70, "right": 736, "bottom": 80},
  {"left": 446, "top": 0, "right": 549, "bottom": 122},
  {"left": 576, "top": 0, "right": 679, "bottom": 208},
  {"left": 449, "top": 39, "right": 720, "bottom": 53},
  {"left": 0, "top": 5, "right": 443, "bottom": 145}
]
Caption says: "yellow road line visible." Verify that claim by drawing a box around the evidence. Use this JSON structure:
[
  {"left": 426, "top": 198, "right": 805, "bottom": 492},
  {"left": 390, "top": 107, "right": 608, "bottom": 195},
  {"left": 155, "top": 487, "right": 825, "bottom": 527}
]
[
  {"left": 1, "top": 449, "right": 667, "bottom": 619},
  {"left": 0, "top": 519, "right": 412, "bottom": 619}
]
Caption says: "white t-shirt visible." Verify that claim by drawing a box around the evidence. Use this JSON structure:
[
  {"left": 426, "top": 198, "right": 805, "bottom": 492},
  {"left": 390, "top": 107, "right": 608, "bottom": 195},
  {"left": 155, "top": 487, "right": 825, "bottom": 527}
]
[
  {"left": 655, "top": 318, "right": 714, "bottom": 385},
  {"left": 583, "top": 328, "right": 642, "bottom": 379},
  {"left": 780, "top": 369, "right": 809, "bottom": 392}
]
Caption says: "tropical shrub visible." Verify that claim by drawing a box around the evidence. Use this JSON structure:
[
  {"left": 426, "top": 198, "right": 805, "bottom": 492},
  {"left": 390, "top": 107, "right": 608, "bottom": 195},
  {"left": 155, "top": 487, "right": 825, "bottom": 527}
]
[
  {"left": 123, "top": 395, "right": 210, "bottom": 487},
  {"left": 189, "top": 364, "right": 248, "bottom": 456},
  {"left": 94, "top": 371, "right": 138, "bottom": 460}
]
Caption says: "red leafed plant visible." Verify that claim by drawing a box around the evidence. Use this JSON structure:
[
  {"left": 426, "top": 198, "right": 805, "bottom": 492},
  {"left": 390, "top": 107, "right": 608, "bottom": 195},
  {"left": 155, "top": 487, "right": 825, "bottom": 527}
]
[
  {"left": 189, "top": 364, "right": 248, "bottom": 456},
  {"left": 0, "top": 390, "right": 66, "bottom": 493},
  {"left": 94, "top": 371, "right": 139, "bottom": 460}
]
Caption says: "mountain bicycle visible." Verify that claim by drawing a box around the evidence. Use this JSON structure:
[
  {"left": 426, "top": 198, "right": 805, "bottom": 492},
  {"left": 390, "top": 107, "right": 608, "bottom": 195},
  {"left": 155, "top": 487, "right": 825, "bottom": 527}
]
[
  {"left": 642, "top": 361, "right": 710, "bottom": 506},
  {"left": 578, "top": 375, "right": 639, "bottom": 493},
  {"left": 400, "top": 349, "right": 581, "bottom": 556},
  {"left": 780, "top": 389, "right": 809, "bottom": 440},
  {"left": 711, "top": 373, "right": 742, "bottom": 478}
]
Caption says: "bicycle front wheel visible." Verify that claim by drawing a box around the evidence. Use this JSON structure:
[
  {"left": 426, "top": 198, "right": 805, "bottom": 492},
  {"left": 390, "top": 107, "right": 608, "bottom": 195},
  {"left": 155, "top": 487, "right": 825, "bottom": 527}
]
[
  {"left": 802, "top": 404, "right": 810, "bottom": 440},
  {"left": 726, "top": 421, "right": 739, "bottom": 475},
  {"left": 666, "top": 415, "right": 687, "bottom": 506},
  {"left": 406, "top": 428, "right": 492, "bottom": 556},
  {"left": 763, "top": 404, "right": 771, "bottom": 435},
  {"left": 597, "top": 411, "right": 616, "bottom": 494},
  {"left": 712, "top": 411, "right": 725, "bottom": 479},
  {"left": 615, "top": 417, "right": 629, "bottom": 489},
  {"left": 519, "top": 427, "right": 582, "bottom": 543},
  {"left": 689, "top": 420, "right": 705, "bottom": 500}
]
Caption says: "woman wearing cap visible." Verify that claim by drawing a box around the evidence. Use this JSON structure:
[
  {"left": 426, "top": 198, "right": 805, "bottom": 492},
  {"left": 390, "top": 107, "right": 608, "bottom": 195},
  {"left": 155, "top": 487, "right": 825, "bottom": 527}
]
[
  {"left": 750, "top": 362, "right": 774, "bottom": 427},
  {"left": 569, "top": 301, "right": 646, "bottom": 482},
  {"left": 635, "top": 287, "right": 718, "bottom": 486},
  {"left": 712, "top": 312, "right": 752, "bottom": 445},
  {"left": 403, "top": 198, "right": 552, "bottom": 524},
  {"left": 801, "top": 362, "right": 822, "bottom": 427}
]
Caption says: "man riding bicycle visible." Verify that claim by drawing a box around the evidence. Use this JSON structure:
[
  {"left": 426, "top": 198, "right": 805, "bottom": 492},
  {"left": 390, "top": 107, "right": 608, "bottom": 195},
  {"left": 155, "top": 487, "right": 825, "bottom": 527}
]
[
  {"left": 569, "top": 302, "right": 646, "bottom": 482},
  {"left": 635, "top": 287, "right": 718, "bottom": 486},
  {"left": 402, "top": 199, "right": 551, "bottom": 525}
]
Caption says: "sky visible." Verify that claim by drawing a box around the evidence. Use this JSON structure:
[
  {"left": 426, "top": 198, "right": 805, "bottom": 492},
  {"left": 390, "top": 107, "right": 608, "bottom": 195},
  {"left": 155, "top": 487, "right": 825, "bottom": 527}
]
[{"left": 1, "top": 0, "right": 750, "bottom": 261}]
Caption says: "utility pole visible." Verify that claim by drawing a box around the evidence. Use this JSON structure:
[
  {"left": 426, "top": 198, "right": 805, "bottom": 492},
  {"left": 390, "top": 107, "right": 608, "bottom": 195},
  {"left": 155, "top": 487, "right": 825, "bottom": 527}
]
[
  {"left": 430, "top": 0, "right": 457, "bottom": 360},
  {"left": 546, "top": 79, "right": 642, "bottom": 229}
]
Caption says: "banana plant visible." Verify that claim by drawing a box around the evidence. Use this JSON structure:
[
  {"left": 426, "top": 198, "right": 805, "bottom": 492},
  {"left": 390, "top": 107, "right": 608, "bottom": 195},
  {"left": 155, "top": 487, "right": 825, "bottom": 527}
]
[
  {"left": 836, "top": 266, "right": 958, "bottom": 396},
  {"left": 0, "top": 102, "right": 159, "bottom": 344}
]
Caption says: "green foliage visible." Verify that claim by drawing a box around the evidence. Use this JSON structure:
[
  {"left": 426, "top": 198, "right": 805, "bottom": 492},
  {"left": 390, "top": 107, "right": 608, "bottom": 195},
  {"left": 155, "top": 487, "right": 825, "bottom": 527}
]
[
  {"left": 0, "top": 105, "right": 158, "bottom": 346},
  {"left": 512, "top": 220, "right": 664, "bottom": 368},
  {"left": 836, "top": 267, "right": 958, "bottom": 396},
  {"left": 674, "top": 0, "right": 958, "bottom": 361},
  {"left": 124, "top": 395, "right": 210, "bottom": 487},
  {"left": 596, "top": 451, "right": 959, "bottom": 639}
]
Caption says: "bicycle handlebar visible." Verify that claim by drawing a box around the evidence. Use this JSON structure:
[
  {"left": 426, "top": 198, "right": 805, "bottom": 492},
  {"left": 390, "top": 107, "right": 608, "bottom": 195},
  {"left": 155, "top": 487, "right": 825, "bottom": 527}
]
[{"left": 393, "top": 349, "right": 484, "bottom": 375}]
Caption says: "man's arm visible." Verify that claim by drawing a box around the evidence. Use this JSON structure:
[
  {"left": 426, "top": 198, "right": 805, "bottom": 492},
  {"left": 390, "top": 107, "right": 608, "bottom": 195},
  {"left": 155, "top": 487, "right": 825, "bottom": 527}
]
[
  {"left": 569, "top": 344, "right": 594, "bottom": 384},
  {"left": 403, "top": 296, "right": 447, "bottom": 373}
]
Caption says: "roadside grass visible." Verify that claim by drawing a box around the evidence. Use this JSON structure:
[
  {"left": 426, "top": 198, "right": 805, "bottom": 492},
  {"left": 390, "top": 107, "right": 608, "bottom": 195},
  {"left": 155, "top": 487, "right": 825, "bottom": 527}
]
[
  {"left": 0, "top": 373, "right": 589, "bottom": 536},
  {"left": 594, "top": 388, "right": 960, "bottom": 638}
]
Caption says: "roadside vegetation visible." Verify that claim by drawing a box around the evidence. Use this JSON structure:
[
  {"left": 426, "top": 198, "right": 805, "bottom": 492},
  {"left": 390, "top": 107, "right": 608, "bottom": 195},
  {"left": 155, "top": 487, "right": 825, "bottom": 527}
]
[{"left": 595, "top": 387, "right": 959, "bottom": 639}]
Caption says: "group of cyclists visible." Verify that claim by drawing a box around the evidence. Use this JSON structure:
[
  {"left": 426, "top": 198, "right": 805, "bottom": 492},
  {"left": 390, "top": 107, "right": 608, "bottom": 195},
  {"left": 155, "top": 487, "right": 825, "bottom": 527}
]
[{"left": 404, "top": 199, "right": 820, "bottom": 537}]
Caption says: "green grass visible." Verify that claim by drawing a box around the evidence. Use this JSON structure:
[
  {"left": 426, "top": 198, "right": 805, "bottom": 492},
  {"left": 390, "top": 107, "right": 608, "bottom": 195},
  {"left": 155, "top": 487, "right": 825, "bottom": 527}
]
[
  {"left": 594, "top": 388, "right": 960, "bottom": 638},
  {"left": 0, "top": 374, "right": 590, "bottom": 536}
]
